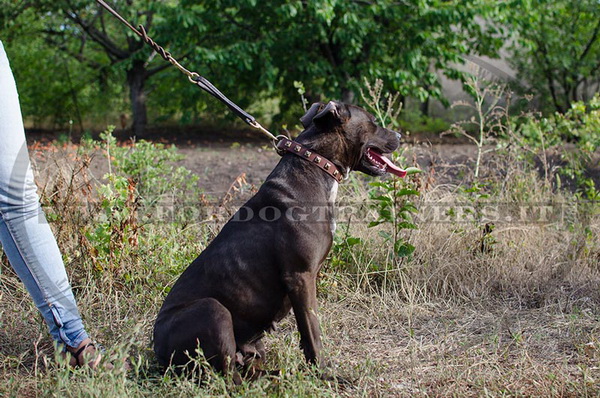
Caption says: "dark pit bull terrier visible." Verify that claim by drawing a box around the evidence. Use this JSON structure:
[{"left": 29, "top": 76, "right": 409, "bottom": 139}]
[{"left": 153, "top": 100, "right": 406, "bottom": 382}]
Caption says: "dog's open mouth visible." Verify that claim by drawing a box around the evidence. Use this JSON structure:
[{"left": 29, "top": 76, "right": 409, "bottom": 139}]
[{"left": 365, "top": 148, "right": 407, "bottom": 177}]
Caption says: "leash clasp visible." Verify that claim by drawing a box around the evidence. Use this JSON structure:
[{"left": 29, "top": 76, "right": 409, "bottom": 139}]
[
  {"left": 248, "top": 120, "right": 278, "bottom": 141},
  {"left": 272, "top": 135, "right": 288, "bottom": 156}
]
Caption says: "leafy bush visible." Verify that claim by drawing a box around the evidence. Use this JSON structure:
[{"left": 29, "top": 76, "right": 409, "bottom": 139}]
[
  {"left": 510, "top": 94, "right": 600, "bottom": 199},
  {"left": 86, "top": 174, "right": 139, "bottom": 273},
  {"left": 95, "top": 129, "right": 200, "bottom": 208},
  {"left": 550, "top": 95, "right": 600, "bottom": 200},
  {"left": 82, "top": 127, "right": 202, "bottom": 278},
  {"left": 398, "top": 110, "right": 450, "bottom": 135}
]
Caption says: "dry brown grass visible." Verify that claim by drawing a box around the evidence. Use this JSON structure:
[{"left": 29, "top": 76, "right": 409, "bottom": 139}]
[{"left": 0, "top": 141, "right": 598, "bottom": 397}]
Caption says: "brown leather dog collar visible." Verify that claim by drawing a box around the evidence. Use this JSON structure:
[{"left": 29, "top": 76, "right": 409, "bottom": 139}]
[{"left": 276, "top": 137, "right": 344, "bottom": 183}]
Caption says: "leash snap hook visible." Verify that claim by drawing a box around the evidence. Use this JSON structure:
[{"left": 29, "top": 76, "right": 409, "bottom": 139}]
[
  {"left": 187, "top": 72, "right": 200, "bottom": 84},
  {"left": 273, "top": 135, "right": 288, "bottom": 155},
  {"left": 249, "top": 120, "right": 278, "bottom": 141}
]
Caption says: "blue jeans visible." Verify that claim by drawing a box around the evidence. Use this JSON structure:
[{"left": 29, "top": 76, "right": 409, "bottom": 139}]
[{"left": 0, "top": 40, "right": 88, "bottom": 350}]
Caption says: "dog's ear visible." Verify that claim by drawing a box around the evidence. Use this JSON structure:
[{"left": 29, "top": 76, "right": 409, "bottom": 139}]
[
  {"left": 313, "top": 101, "right": 348, "bottom": 126},
  {"left": 300, "top": 103, "right": 323, "bottom": 129},
  {"left": 300, "top": 101, "right": 348, "bottom": 128}
]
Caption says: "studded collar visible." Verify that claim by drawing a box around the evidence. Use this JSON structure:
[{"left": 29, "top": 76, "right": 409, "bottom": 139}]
[{"left": 275, "top": 137, "right": 344, "bottom": 183}]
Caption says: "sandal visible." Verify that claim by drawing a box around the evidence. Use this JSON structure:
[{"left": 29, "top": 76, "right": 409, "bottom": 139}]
[{"left": 67, "top": 340, "right": 105, "bottom": 369}]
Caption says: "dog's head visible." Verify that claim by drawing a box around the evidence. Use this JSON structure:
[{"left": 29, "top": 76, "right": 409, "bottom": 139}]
[{"left": 298, "top": 101, "right": 405, "bottom": 178}]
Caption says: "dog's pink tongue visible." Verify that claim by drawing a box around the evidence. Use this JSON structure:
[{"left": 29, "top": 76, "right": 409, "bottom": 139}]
[{"left": 368, "top": 149, "right": 408, "bottom": 178}]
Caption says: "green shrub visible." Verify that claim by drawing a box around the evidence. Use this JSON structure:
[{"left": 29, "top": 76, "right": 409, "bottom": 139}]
[
  {"left": 82, "top": 127, "right": 203, "bottom": 279},
  {"left": 398, "top": 109, "right": 450, "bottom": 135},
  {"left": 510, "top": 94, "right": 600, "bottom": 200}
]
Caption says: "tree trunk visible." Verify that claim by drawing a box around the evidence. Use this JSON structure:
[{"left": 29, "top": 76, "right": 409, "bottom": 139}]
[
  {"left": 420, "top": 96, "right": 430, "bottom": 117},
  {"left": 341, "top": 87, "right": 355, "bottom": 104},
  {"left": 127, "top": 60, "right": 148, "bottom": 137}
]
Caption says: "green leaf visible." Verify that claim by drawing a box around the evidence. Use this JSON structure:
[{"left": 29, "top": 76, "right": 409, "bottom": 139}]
[
  {"left": 345, "top": 237, "right": 362, "bottom": 246},
  {"left": 405, "top": 167, "right": 422, "bottom": 175},
  {"left": 394, "top": 241, "right": 415, "bottom": 258},
  {"left": 396, "top": 188, "right": 420, "bottom": 196},
  {"left": 397, "top": 221, "right": 417, "bottom": 230},
  {"left": 372, "top": 195, "right": 393, "bottom": 204},
  {"left": 378, "top": 231, "right": 392, "bottom": 240}
]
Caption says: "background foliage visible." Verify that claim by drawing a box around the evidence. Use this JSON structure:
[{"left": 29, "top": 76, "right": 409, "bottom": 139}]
[
  {"left": 0, "top": 0, "right": 564, "bottom": 134},
  {"left": 4, "top": 1, "right": 595, "bottom": 135},
  {"left": 504, "top": 0, "right": 600, "bottom": 113}
]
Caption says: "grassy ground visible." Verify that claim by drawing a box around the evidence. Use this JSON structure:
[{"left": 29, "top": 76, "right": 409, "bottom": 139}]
[{"left": 0, "top": 138, "right": 598, "bottom": 397}]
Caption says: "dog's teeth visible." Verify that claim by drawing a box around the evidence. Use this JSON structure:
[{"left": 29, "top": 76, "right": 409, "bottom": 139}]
[{"left": 366, "top": 150, "right": 388, "bottom": 170}]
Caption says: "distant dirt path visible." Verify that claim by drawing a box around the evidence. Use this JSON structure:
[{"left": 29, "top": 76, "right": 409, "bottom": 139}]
[
  {"left": 27, "top": 132, "right": 479, "bottom": 197},
  {"left": 175, "top": 142, "right": 478, "bottom": 195}
]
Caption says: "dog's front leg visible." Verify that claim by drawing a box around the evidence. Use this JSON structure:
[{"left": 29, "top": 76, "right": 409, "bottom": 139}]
[{"left": 283, "top": 271, "right": 324, "bottom": 366}]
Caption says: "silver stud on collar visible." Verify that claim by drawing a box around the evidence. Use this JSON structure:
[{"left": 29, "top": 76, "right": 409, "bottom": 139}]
[
  {"left": 284, "top": 141, "right": 292, "bottom": 148},
  {"left": 324, "top": 163, "right": 331, "bottom": 170},
  {"left": 294, "top": 145, "right": 302, "bottom": 152},
  {"left": 304, "top": 151, "right": 312, "bottom": 157},
  {"left": 314, "top": 156, "right": 322, "bottom": 164}
]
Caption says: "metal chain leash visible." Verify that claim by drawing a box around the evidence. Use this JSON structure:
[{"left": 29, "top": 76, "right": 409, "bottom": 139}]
[{"left": 95, "top": 0, "right": 278, "bottom": 141}]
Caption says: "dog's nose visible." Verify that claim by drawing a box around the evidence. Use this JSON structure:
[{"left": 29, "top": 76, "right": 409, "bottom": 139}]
[{"left": 391, "top": 130, "right": 401, "bottom": 140}]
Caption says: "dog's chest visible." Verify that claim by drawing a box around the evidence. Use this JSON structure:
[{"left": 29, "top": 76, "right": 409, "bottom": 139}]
[{"left": 328, "top": 182, "right": 339, "bottom": 235}]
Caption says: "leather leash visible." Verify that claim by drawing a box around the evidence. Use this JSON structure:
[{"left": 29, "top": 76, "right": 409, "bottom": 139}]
[
  {"left": 276, "top": 138, "right": 344, "bottom": 183},
  {"left": 95, "top": 0, "right": 276, "bottom": 141}
]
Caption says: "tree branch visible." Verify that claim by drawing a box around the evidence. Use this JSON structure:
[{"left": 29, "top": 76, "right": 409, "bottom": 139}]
[
  {"left": 534, "top": 37, "right": 564, "bottom": 113},
  {"left": 578, "top": 18, "right": 600, "bottom": 64},
  {"left": 41, "top": 35, "right": 103, "bottom": 70},
  {"left": 62, "top": 2, "right": 131, "bottom": 60},
  {"left": 146, "top": 61, "right": 173, "bottom": 78}
]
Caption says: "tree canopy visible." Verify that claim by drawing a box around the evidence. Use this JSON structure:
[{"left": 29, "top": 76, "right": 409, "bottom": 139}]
[
  {"left": 194, "top": 0, "right": 503, "bottom": 107},
  {"left": 504, "top": 0, "right": 600, "bottom": 113},
  {"left": 0, "top": 1, "right": 597, "bottom": 134}
]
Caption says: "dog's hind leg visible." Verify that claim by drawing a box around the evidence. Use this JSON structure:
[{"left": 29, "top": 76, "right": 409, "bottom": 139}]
[{"left": 154, "top": 298, "right": 241, "bottom": 383}]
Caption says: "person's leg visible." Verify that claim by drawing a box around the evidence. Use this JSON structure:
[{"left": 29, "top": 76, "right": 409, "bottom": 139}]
[{"left": 0, "top": 40, "right": 90, "bottom": 354}]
